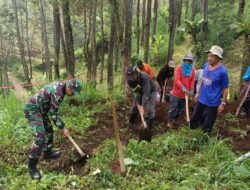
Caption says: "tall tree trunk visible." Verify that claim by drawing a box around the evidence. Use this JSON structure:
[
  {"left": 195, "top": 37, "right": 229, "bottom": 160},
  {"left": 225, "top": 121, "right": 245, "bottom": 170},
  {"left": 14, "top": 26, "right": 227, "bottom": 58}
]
[
  {"left": 109, "top": 0, "right": 123, "bottom": 52},
  {"left": 238, "top": 0, "right": 245, "bottom": 17},
  {"left": 191, "top": 0, "right": 197, "bottom": 21},
  {"left": 62, "top": 0, "right": 75, "bottom": 77},
  {"left": 60, "top": 22, "right": 68, "bottom": 72},
  {"left": 100, "top": 0, "right": 105, "bottom": 83},
  {"left": 2, "top": 62, "right": 9, "bottom": 97},
  {"left": 0, "top": 26, "right": 3, "bottom": 94},
  {"left": 107, "top": 12, "right": 116, "bottom": 91},
  {"left": 143, "top": 0, "right": 152, "bottom": 63},
  {"left": 185, "top": 0, "right": 189, "bottom": 19},
  {"left": 90, "top": 0, "right": 97, "bottom": 84},
  {"left": 177, "top": 0, "right": 183, "bottom": 26},
  {"left": 39, "top": 0, "right": 52, "bottom": 80},
  {"left": 152, "top": 0, "right": 158, "bottom": 44},
  {"left": 29, "top": 25, "right": 36, "bottom": 79},
  {"left": 12, "top": 0, "right": 31, "bottom": 84},
  {"left": 141, "top": 0, "right": 146, "bottom": 46},
  {"left": 25, "top": 0, "right": 32, "bottom": 79},
  {"left": 136, "top": 0, "right": 140, "bottom": 55},
  {"left": 53, "top": 0, "right": 60, "bottom": 79},
  {"left": 167, "top": 0, "right": 177, "bottom": 62},
  {"left": 86, "top": 2, "right": 93, "bottom": 80},
  {"left": 114, "top": 36, "right": 120, "bottom": 72},
  {"left": 201, "top": 0, "right": 208, "bottom": 40},
  {"left": 123, "top": 0, "right": 133, "bottom": 93},
  {"left": 0, "top": 27, "right": 9, "bottom": 96},
  {"left": 83, "top": 4, "right": 89, "bottom": 78}
]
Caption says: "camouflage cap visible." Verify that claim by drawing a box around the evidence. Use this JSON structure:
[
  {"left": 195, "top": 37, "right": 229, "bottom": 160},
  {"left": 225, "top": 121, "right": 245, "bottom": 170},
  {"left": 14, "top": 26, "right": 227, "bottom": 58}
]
[{"left": 66, "top": 78, "right": 82, "bottom": 95}]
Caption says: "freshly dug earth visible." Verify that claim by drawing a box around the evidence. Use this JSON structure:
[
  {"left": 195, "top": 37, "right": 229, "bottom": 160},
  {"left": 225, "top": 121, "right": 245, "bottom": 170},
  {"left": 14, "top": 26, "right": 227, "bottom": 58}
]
[
  {"left": 0, "top": 100, "right": 249, "bottom": 176},
  {"left": 43, "top": 100, "right": 250, "bottom": 175}
]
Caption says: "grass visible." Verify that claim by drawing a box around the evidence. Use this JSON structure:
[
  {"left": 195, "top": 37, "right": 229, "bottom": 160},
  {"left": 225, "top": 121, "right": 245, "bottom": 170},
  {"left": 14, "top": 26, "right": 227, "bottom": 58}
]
[{"left": 0, "top": 84, "right": 249, "bottom": 189}]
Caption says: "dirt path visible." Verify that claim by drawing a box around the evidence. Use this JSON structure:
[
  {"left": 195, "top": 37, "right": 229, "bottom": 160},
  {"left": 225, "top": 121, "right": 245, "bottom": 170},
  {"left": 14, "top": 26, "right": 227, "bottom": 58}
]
[{"left": 8, "top": 72, "right": 29, "bottom": 101}]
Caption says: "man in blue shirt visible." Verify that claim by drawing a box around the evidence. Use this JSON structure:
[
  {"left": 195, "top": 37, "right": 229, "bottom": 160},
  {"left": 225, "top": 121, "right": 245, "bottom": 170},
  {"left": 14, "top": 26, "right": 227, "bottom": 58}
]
[{"left": 190, "top": 46, "right": 229, "bottom": 136}]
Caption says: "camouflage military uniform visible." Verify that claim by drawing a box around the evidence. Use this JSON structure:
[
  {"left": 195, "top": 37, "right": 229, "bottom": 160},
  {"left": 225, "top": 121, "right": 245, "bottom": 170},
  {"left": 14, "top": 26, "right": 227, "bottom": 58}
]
[{"left": 24, "top": 82, "right": 66, "bottom": 159}]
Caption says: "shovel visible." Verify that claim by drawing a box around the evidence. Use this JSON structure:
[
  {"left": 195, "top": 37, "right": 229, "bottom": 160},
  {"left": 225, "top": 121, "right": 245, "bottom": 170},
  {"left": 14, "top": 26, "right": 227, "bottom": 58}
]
[
  {"left": 161, "top": 79, "right": 168, "bottom": 103},
  {"left": 185, "top": 94, "right": 190, "bottom": 126},
  {"left": 67, "top": 135, "right": 89, "bottom": 161},
  {"left": 138, "top": 107, "right": 151, "bottom": 142},
  {"left": 236, "top": 84, "right": 250, "bottom": 116}
]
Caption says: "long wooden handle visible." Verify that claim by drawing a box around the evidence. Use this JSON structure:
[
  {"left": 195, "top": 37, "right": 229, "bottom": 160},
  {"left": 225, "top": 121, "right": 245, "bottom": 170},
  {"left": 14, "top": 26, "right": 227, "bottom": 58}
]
[
  {"left": 185, "top": 94, "right": 190, "bottom": 122},
  {"left": 236, "top": 84, "right": 250, "bottom": 116},
  {"left": 138, "top": 106, "right": 147, "bottom": 128},
  {"left": 68, "top": 135, "right": 86, "bottom": 157},
  {"left": 110, "top": 97, "right": 126, "bottom": 173},
  {"left": 161, "top": 79, "right": 168, "bottom": 103}
]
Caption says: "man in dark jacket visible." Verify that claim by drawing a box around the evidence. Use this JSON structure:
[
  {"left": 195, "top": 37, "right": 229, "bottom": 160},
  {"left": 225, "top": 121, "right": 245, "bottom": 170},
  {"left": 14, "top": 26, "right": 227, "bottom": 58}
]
[
  {"left": 156, "top": 61, "right": 175, "bottom": 101},
  {"left": 126, "top": 66, "right": 157, "bottom": 141},
  {"left": 24, "top": 78, "right": 82, "bottom": 180}
]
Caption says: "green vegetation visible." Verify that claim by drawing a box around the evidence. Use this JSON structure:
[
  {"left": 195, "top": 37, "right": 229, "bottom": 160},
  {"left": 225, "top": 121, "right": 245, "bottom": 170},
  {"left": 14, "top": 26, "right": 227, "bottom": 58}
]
[
  {"left": 0, "top": 90, "right": 249, "bottom": 189},
  {"left": 0, "top": 0, "right": 249, "bottom": 189}
]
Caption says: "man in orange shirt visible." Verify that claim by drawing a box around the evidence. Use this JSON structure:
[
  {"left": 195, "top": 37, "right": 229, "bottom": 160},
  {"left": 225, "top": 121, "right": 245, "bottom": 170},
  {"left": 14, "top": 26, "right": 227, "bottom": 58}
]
[{"left": 136, "top": 60, "right": 155, "bottom": 80}]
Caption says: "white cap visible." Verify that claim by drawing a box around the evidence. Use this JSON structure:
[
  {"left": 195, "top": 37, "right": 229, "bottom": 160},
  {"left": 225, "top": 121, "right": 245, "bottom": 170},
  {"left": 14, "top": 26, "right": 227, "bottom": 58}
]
[{"left": 206, "top": 45, "right": 223, "bottom": 59}]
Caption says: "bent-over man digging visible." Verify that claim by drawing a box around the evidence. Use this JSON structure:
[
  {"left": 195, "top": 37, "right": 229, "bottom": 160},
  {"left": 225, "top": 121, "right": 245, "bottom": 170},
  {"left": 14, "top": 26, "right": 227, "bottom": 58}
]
[{"left": 24, "top": 78, "right": 82, "bottom": 180}]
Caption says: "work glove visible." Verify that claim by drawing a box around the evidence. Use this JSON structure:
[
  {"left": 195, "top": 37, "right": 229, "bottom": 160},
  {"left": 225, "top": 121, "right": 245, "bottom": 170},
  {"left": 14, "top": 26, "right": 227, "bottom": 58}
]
[
  {"left": 188, "top": 90, "right": 193, "bottom": 96},
  {"left": 181, "top": 86, "right": 187, "bottom": 92}
]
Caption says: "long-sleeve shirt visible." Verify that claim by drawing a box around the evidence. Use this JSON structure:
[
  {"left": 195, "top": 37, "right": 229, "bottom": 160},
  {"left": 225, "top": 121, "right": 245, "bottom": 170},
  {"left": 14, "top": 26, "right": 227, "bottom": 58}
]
[
  {"left": 172, "top": 64, "right": 195, "bottom": 99},
  {"left": 24, "top": 82, "right": 66, "bottom": 129},
  {"left": 133, "top": 73, "right": 156, "bottom": 106},
  {"left": 156, "top": 65, "right": 174, "bottom": 87}
]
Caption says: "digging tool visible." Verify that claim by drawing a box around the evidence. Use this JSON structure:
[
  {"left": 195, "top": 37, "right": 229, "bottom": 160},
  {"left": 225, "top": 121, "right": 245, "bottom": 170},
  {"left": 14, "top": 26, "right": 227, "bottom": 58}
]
[
  {"left": 235, "top": 151, "right": 250, "bottom": 164},
  {"left": 109, "top": 97, "right": 126, "bottom": 175},
  {"left": 185, "top": 94, "right": 190, "bottom": 126},
  {"left": 138, "top": 106, "right": 151, "bottom": 142},
  {"left": 67, "top": 135, "right": 88, "bottom": 161},
  {"left": 236, "top": 84, "right": 250, "bottom": 116}
]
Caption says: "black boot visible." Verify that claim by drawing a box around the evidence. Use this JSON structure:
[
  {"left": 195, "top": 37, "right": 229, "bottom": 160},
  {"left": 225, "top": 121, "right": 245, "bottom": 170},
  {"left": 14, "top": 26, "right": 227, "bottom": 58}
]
[
  {"left": 147, "top": 118, "right": 154, "bottom": 130},
  {"left": 28, "top": 158, "right": 42, "bottom": 180},
  {"left": 143, "top": 118, "right": 153, "bottom": 142},
  {"left": 43, "top": 149, "right": 61, "bottom": 160}
]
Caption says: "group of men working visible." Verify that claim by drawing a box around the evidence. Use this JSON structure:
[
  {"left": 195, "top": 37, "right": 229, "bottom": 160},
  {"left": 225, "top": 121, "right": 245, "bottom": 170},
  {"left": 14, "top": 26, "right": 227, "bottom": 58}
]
[
  {"left": 126, "top": 45, "right": 231, "bottom": 140},
  {"left": 24, "top": 45, "right": 249, "bottom": 180}
]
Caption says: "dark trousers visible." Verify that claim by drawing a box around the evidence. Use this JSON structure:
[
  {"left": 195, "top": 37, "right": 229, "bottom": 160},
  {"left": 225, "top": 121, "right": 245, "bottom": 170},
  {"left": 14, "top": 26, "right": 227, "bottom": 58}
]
[
  {"left": 194, "top": 81, "right": 198, "bottom": 95},
  {"left": 190, "top": 102, "right": 218, "bottom": 135},
  {"left": 242, "top": 97, "right": 250, "bottom": 114},
  {"left": 168, "top": 95, "right": 185, "bottom": 120},
  {"left": 129, "top": 92, "right": 156, "bottom": 129}
]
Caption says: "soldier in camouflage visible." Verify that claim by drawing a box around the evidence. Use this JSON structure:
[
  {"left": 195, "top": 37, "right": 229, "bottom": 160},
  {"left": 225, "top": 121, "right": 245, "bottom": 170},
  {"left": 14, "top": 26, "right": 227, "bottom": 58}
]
[{"left": 24, "top": 78, "right": 82, "bottom": 180}]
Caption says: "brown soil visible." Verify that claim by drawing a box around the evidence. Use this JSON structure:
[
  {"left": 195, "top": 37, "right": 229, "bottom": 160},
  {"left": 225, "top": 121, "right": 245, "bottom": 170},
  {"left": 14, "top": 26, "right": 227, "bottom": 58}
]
[
  {"left": 109, "top": 160, "right": 126, "bottom": 176},
  {"left": 1, "top": 100, "right": 249, "bottom": 176},
  {"left": 215, "top": 101, "right": 250, "bottom": 153}
]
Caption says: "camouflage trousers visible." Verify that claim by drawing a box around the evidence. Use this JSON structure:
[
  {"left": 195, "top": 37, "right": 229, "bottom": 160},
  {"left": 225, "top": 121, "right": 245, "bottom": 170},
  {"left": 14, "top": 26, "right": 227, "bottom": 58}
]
[{"left": 24, "top": 111, "right": 53, "bottom": 160}]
